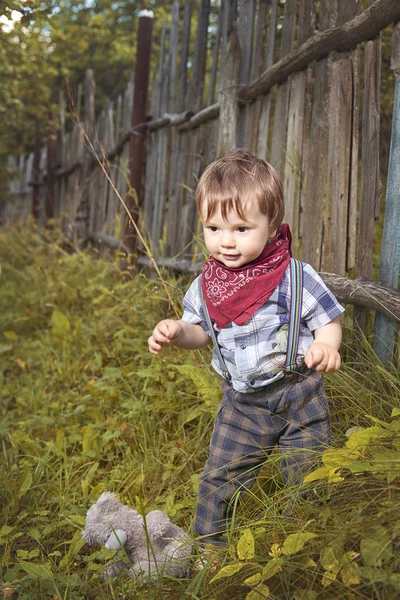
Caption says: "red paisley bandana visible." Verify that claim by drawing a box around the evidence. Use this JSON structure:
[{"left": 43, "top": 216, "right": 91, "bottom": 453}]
[{"left": 201, "top": 223, "right": 292, "bottom": 328}]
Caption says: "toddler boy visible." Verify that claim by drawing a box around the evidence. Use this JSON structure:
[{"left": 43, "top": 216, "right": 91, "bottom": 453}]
[{"left": 148, "top": 148, "right": 344, "bottom": 546}]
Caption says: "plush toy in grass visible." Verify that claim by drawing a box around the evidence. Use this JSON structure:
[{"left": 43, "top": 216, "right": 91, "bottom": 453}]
[
  {"left": 82, "top": 492, "right": 192, "bottom": 578},
  {"left": 82, "top": 492, "right": 192, "bottom": 580}
]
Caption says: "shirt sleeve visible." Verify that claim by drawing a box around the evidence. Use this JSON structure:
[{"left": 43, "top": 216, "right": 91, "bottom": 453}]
[
  {"left": 301, "top": 263, "right": 345, "bottom": 331},
  {"left": 181, "top": 275, "right": 211, "bottom": 335}
]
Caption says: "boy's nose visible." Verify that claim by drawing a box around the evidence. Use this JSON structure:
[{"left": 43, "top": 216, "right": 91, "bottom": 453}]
[{"left": 221, "top": 232, "right": 235, "bottom": 247}]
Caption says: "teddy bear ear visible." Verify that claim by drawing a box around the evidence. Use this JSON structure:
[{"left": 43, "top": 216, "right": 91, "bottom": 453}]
[
  {"left": 96, "top": 491, "right": 122, "bottom": 509},
  {"left": 145, "top": 510, "right": 172, "bottom": 537}
]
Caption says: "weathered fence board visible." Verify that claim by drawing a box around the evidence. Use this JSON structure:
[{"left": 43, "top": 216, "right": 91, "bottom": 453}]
[
  {"left": 270, "top": 0, "right": 296, "bottom": 177},
  {"left": 374, "top": 22, "right": 400, "bottom": 363},
  {"left": 256, "top": 0, "right": 278, "bottom": 158},
  {"left": 323, "top": 58, "right": 353, "bottom": 275},
  {"left": 217, "top": 29, "right": 240, "bottom": 156},
  {"left": 300, "top": 0, "right": 335, "bottom": 270}
]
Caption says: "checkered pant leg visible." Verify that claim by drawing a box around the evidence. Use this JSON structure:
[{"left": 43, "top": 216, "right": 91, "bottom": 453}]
[{"left": 193, "top": 370, "right": 330, "bottom": 540}]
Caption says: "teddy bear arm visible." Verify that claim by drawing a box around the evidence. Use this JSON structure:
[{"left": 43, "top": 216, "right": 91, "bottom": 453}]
[
  {"left": 101, "top": 559, "right": 127, "bottom": 581},
  {"left": 128, "top": 559, "right": 160, "bottom": 580}
]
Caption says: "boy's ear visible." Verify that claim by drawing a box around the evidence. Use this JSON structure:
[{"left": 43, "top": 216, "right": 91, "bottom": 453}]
[{"left": 269, "top": 228, "right": 277, "bottom": 239}]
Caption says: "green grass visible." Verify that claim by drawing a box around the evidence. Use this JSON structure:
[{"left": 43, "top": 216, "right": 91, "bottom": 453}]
[{"left": 1, "top": 225, "right": 400, "bottom": 599}]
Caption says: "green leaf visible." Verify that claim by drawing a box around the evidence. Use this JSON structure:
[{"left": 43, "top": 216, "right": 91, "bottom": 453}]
[
  {"left": 282, "top": 532, "right": 317, "bottom": 556},
  {"left": 59, "top": 530, "right": 86, "bottom": 569},
  {"left": 391, "top": 407, "right": 400, "bottom": 418},
  {"left": 209, "top": 562, "right": 246, "bottom": 583},
  {"left": 19, "top": 561, "right": 53, "bottom": 580},
  {"left": 0, "top": 525, "right": 14, "bottom": 537},
  {"left": 67, "top": 515, "right": 86, "bottom": 525},
  {"left": 184, "top": 405, "right": 206, "bottom": 423},
  {"left": 360, "top": 527, "right": 392, "bottom": 567},
  {"left": 237, "top": 529, "right": 255, "bottom": 560},
  {"left": 357, "top": 566, "right": 400, "bottom": 589},
  {"left": 18, "top": 470, "right": 33, "bottom": 499},
  {"left": 293, "top": 591, "right": 318, "bottom": 600},
  {"left": 320, "top": 547, "right": 337, "bottom": 571}
]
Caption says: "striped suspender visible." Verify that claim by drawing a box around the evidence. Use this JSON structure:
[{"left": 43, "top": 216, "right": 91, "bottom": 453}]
[
  {"left": 284, "top": 258, "right": 304, "bottom": 372},
  {"left": 199, "top": 278, "right": 231, "bottom": 380},
  {"left": 199, "top": 257, "right": 304, "bottom": 380}
]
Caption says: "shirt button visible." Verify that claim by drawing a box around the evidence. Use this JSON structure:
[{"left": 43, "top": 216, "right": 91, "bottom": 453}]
[{"left": 240, "top": 344, "right": 246, "bottom": 350}]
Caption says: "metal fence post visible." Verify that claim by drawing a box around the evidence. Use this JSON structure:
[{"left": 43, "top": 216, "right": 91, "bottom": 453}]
[{"left": 123, "top": 10, "right": 154, "bottom": 262}]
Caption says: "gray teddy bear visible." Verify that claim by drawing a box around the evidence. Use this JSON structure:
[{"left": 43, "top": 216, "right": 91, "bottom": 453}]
[{"left": 82, "top": 491, "right": 192, "bottom": 580}]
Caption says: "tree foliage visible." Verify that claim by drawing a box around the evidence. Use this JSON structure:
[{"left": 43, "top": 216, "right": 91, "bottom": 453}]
[{"left": 0, "top": 0, "right": 175, "bottom": 156}]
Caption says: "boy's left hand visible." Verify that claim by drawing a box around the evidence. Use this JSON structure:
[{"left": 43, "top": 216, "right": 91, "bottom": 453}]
[{"left": 304, "top": 342, "right": 341, "bottom": 373}]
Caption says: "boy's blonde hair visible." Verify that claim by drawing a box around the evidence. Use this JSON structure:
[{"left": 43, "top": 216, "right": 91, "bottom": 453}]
[{"left": 196, "top": 148, "right": 284, "bottom": 231}]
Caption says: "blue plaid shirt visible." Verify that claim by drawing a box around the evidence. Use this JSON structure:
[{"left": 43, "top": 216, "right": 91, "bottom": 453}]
[{"left": 181, "top": 262, "right": 344, "bottom": 392}]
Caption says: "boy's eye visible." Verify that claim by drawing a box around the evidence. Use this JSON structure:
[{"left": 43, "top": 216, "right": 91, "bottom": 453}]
[
  {"left": 237, "top": 227, "right": 247, "bottom": 233},
  {"left": 208, "top": 226, "right": 218, "bottom": 232}
]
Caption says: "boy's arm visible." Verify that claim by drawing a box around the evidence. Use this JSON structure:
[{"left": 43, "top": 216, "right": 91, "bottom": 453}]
[
  {"left": 304, "top": 317, "right": 342, "bottom": 372},
  {"left": 148, "top": 319, "right": 211, "bottom": 355}
]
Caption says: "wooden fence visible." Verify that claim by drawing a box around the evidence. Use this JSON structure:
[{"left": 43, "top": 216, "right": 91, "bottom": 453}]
[{"left": 3, "top": 0, "right": 400, "bottom": 363}]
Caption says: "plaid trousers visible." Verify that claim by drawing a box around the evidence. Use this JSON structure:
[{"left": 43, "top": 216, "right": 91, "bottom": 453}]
[{"left": 193, "top": 368, "right": 330, "bottom": 543}]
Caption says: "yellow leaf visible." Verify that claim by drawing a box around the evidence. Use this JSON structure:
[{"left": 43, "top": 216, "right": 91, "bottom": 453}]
[
  {"left": 16, "top": 358, "right": 26, "bottom": 370},
  {"left": 322, "top": 448, "right": 360, "bottom": 469},
  {"left": 341, "top": 564, "right": 360, "bottom": 586},
  {"left": 307, "top": 558, "right": 318, "bottom": 567},
  {"left": 244, "top": 572, "right": 262, "bottom": 586},
  {"left": 55, "top": 429, "right": 64, "bottom": 450},
  {"left": 345, "top": 426, "right": 391, "bottom": 452},
  {"left": 3, "top": 331, "right": 18, "bottom": 340},
  {"left": 50, "top": 309, "right": 70, "bottom": 335},
  {"left": 262, "top": 558, "right": 283, "bottom": 580},
  {"left": 328, "top": 469, "right": 344, "bottom": 483},
  {"left": 321, "top": 571, "right": 336, "bottom": 587},
  {"left": 321, "top": 559, "right": 341, "bottom": 587},
  {"left": 81, "top": 479, "right": 89, "bottom": 499},
  {"left": 246, "top": 583, "right": 270, "bottom": 599},
  {"left": 82, "top": 426, "right": 93, "bottom": 455},
  {"left": 303, "top": 466, "right": 331, "bottom": 483},
  {"left": 237, "top": 529, "right": 255, "bottom": 560},
  {"left": 209, "top": 562, "right": 245, "bottom": 584},
  {"left": 282, "top": 532, "right": 317, "bottom": 555},
  {"left": 90, "top": 482, "right": 106, "bottom": 497}
]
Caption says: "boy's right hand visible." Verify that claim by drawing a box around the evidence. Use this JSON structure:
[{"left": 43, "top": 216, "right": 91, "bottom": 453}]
[{"left": 148, "top": 319, "right": 182, "bottom": 355}]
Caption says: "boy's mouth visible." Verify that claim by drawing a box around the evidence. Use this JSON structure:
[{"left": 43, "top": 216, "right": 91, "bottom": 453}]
[{"left": 221, "top": 254, "right": 241, "bottom": 261}]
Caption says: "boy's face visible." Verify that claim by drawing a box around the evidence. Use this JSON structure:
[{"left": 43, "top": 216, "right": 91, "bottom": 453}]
[{"left": 201, "top": 198, "right": 276, "bottom": 268}]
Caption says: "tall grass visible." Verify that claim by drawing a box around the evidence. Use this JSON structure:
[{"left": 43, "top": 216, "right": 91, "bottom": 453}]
[{"left": 1, "top": 225, "right": 400, "bottom": 599}]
